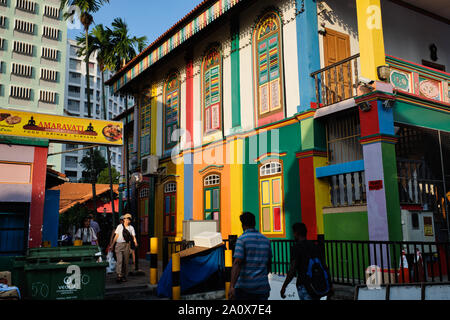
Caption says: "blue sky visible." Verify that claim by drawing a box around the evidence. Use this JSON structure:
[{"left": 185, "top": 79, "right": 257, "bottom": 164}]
[{"left": 68, "top": 0, "right": 201, "bottom": 45}]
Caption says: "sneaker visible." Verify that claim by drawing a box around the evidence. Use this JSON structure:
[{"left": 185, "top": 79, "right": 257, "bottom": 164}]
[{"left": 121, "top": 277, "right": 127, "bottom": 282}]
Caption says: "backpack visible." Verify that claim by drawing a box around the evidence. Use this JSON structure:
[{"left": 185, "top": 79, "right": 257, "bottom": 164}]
[{"left": 299, "top": 241, "right": 331, "bottom": 299}]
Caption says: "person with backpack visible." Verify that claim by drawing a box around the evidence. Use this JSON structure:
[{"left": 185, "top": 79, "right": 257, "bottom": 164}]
[
  {"left": 280, "top": 223, "right": 332, "bottom": 300},
  {"left": 107, "top": 213, "right": 138, "bottom": 283}
]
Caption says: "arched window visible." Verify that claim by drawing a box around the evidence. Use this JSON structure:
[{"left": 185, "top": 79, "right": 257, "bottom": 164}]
[
  {"left": 203, "top": 174, "right": 220, "bottom": 222},
  {"left": 253, "top": 12, "right": 283, "bottom": 126},
  {"left": 259, "top": 160, "right": 284, "bottom": 236},
  {"left": 201, "top": 47, "right": 222, "bottom": 134},
  {"left": 163, "top": 73, "right": 180, "bottom": 152},
  {"left": 164, "top": 182, "right": 177, "bottom": 236}
]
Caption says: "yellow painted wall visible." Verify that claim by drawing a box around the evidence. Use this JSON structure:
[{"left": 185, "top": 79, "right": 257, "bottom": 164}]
[
  {"left": 356, "top": 0, "right": 387, "bottom": 80},
  {"left": 313, "top": 156, "right": 332, "bottom": 235}
]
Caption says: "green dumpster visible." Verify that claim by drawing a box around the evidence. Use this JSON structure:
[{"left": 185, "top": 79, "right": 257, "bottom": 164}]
[{"left": 23, "top": 246, "right": 108, "bottom": 300}]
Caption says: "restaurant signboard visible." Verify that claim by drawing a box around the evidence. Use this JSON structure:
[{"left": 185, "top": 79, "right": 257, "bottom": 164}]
[{"left": 0, "top": 108, "right": 123, "bottom": 146}]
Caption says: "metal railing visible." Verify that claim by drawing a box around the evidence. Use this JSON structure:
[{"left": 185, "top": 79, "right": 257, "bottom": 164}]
[
  {"left": 270, "top": 239, "right": 450, "bottom": 286},
  {"left": 162, "top": 237, "right": 237, "bottom": 269},
  {"left": 311, "top": 54, "right": 360, "bottom": 107},
  {"left": 162, "top": 237, "right": 449, "bottom": 286}
]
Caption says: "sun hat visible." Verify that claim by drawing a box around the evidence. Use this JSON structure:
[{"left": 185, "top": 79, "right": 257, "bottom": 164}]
[{"left": 123, "top": 213, "right": 132, "bottom": 220}]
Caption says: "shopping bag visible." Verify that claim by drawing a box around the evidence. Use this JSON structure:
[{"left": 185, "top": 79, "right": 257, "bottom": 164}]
[{"left": 106, "top": 251, "right": 116, "bottom": 273}]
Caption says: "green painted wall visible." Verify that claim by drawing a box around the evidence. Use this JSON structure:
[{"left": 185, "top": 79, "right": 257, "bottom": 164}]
[
  {"left": 323, "top": 211, "right": 369, "bottom": 240},
  {"left": 242, "top": 122, "right": 302, "bottom": 240},
  {"left": 381, "top": 142, "right": 403, "bottom": 241}
]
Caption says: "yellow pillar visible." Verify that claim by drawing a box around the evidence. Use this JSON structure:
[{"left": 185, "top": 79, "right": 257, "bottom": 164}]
[
  {"left": 150, "top": 84, "right": 158, "bottom": 155},
  {"left": 172, "top": 253, "right": 181, "bottom": 300},
  {"left": 224, "top": 250, "right": 232, "bottom": 300},
  {"left": 356, "top": 0, "right": 387, "bottom": 80},
  {"left": 150, "top": 237, "right": 158, "bottom": 285}
]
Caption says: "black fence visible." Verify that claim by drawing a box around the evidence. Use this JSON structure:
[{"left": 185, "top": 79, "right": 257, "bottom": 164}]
[
  {"left": 163, "top": 237, "right": 450, "bottom": 286},
  {"left": 270, "top": 239, "right": 450, "bottom": 286}
]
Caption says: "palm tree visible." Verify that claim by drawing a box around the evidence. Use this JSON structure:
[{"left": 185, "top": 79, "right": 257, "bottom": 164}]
[
  {"left": 109, "top": 18, "right": 147, "bottom": 271},
  {"left": 76, "top": 24, "right": 118, "bottom": 225},
  {"left": 60, "top": 0, "right": 110, "bottom": 216}
]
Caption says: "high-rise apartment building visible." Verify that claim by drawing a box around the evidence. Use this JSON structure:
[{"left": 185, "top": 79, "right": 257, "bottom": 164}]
[
  {"left": 0, "top": 0, "right": 68, "bottom": 171},
  {"left": 62, "top": 39, "right": 131, "bottom": 182}
]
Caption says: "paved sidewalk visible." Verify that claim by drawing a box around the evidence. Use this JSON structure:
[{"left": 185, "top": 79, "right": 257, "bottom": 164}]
[{"left": 105, "top": 259, "right": 159, "bottom": 299}]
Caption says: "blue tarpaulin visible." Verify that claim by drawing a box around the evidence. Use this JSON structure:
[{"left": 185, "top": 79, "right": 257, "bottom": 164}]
[{"left": 157, "top": 246, "right": 225, "bottom": 298}]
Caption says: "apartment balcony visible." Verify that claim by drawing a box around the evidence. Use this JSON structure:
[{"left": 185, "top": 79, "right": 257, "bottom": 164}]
[{"left": 311, "top": 54, "right": 450, "bottom": 109}]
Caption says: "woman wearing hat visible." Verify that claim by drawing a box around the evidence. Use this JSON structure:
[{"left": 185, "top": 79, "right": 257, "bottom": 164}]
[{"left": 107, "top": 213, "right": 138, "bottom": 282}]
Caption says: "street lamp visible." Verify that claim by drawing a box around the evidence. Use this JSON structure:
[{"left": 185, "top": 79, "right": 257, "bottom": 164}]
[{"left": 130, "top": 172, "right": 145, "bottom": 276}]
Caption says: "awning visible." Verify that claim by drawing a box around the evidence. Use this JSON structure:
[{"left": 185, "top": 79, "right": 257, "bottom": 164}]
[{"left": 97, "top": 199, "right": 119, "bottom": 213}]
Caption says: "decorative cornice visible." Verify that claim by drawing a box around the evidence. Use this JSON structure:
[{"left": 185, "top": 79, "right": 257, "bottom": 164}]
[
  {"left": 359, "top": 134, "right": 398, "bottom": 145},
  {"left": 199, "top": 164, "right": 224, "bottom": 174},
  {"left": 354, "top": 90, "right": 396, "bottom": 104},
  {"left": 254, "top": 152, "right": 287, "bottom": 163},
  {"left": 296, "top": 149, "right": 328, "bottom": 159}
]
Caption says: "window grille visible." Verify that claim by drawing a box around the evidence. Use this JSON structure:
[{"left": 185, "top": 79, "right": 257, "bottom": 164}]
[
  {"left": 16, "top": 0, "right": 36, "bottom": 13},
  {"left": 10, "top": 85, "right": 31, "bottom": 100},
  {"left": 39, "top": 90, "right": 56, "bottom": 104},
  {"left": 41, "top": 47, "right": 59, "bottom": 61},
  {"left": 260, "top": 162, "right": 282, "bottom": 176},
  {"left": 204, "top": 174, "right": 220, "bottom": 186},
  {"left": 164, "top": 182, "right": 176, "bottom": 193},
  {"left": 11, "top": 63, "right": 32, "bottom": 78},
  {"left": 40, "top": 68, "right": 57, "bottom": 82},
  {"left": 13, "top": 40, "right": 34, "bottom": 56},
  {"left": 43, "top": 5, "right": 60, "bottom": 19},
  {"left": 14, "top": 19, "right": 35, "bottom": 34},
  {"left": 42, "top": 25, "right": 59, "bottom": 40}
]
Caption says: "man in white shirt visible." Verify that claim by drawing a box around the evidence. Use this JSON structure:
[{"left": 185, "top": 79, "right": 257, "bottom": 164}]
[
  {"left": 74, "top": 218, "right": 98, "bottom": 245},
  {"left": 107, "top": 213, "right": 138, "bottom": 282}
]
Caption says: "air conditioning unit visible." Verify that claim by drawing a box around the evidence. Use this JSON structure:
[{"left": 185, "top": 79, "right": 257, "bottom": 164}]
[{"left": 141, "top": 155, "right": 159, "bottom": 175}]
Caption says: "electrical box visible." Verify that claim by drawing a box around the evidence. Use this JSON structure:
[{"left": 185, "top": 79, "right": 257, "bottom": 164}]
[
  {"left": 182, "top": 220, "right": 219, "bottom": 241},
  {"left": 141, "top": 155, "right": 159, "bottom": 175},
  {"left": 401, "top": 210, "right": 436, "bottom": 253}
]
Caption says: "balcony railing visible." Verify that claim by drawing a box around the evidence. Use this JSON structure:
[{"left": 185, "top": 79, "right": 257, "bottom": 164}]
[
  {"left": 311, "top": 53, "right": 450, "bottom": 108},
  {"left": 311, "top": 54, "right": 360, "bottom": 108},
  {"left": 329, "top": 170, "right": 366, "bottom": 207}
]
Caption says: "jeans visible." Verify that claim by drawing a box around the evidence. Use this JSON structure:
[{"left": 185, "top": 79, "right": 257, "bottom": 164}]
[
  {"left": 235, "top": 288, "right": 270, "bottom": 300},
  {"left": 297, "top": 285, "right": 313, "bottom": 300}
]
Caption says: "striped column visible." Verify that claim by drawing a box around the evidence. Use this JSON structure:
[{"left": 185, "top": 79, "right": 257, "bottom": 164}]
[
  {"left": 296, "top": 112, "right": 330, "bottom": 239},
  {"left": 150, "top": 237, "right": 158, "bottom": 285},
  {"left": 224, "top": 250, "right": 232, "bottom": 299},
  {"left": 357, "top": 92, "right": 402, "bottom": 242}
]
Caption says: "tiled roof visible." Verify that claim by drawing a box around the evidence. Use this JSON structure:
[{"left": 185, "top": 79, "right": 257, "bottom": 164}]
[{"left": 50, "top": 183, "right": 119, "bottom": 213}]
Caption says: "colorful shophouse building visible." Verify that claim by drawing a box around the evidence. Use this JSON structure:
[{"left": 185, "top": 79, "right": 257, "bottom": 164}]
[{"left": 106, "top": 0, "right": 450, "bottom": 260}]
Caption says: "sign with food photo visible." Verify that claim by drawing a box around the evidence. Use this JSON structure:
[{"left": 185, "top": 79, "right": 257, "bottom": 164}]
[{"left": 0, "top": 108, "right": 123, "bottom": 146}]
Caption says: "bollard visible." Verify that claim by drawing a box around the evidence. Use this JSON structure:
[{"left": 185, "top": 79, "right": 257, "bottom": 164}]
[
  {"left": 175, "top": 236, "right": 182, "bottom": 252},
  {"left": 172, "top": 252, "right": 181, "bottom": 300},
  {"left": 150, "top": 237, "right": 158, "bottom": 285},
  {"left": 225, "top": 250, "right": 232, "bottom": 300}
]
